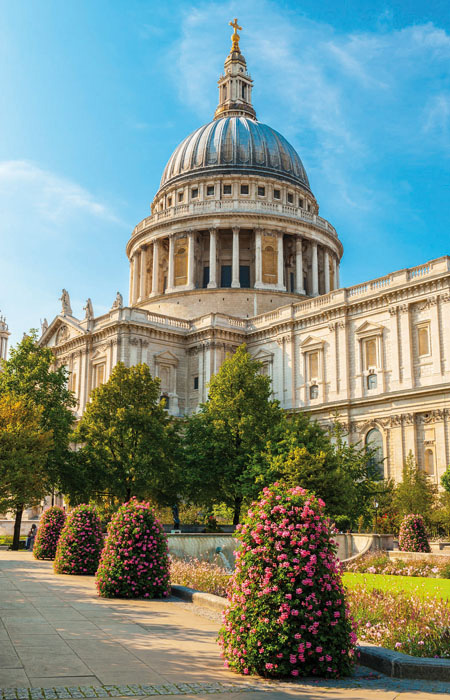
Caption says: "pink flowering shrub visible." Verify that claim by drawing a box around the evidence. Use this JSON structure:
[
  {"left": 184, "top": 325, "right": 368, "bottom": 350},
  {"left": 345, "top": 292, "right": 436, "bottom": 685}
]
[
  {"left": 218, "top": 483, "right": 357, "bottom": 678},
  {"left": 33, "top": 506, "right": 66, "bottom": 560},
  {"left": 54, "top": 504, "right": 103, "bottom": 575},
  {"left": 95, "top": 498, "right": 170, "bottom": 599},
  {"left": 398, "top": 514, "right": 430, "bottom": 553}
]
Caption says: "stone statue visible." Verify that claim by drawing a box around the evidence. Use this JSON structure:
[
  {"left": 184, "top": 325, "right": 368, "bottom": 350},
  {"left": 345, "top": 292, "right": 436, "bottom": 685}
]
[
  {"left": 83, "top": 298, "right": 94, "bottom": 321},
  {"left": 40, "top": 318, "right": 48, "bottom": 335},
  {"left": 60, "top": 289, "right": 72, "bottom": 316},
  {"left": 111, "top": 291, "right": 123, "bottom": 309}
]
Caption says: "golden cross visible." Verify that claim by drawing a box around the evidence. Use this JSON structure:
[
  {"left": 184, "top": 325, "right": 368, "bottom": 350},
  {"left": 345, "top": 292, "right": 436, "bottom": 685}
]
[
  {"left": 229, "top": 18, "right": 242, "bottom": 33},
  {"left": 229, "top": 17, "right": 242, "bottom": 52}
]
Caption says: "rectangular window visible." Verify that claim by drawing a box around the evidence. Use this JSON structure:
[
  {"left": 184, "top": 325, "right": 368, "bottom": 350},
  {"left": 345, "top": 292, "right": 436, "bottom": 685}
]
[
  {"left": 193, "top": 376, "right": 199, "bottom": 390},
  {"left": 299, "top": 197, "right": 304, "bottom": 208},
  {"left": 240, "top": 184, "right": 249, "bottom": 195},
  {"left": 94, "top": 364, "right": 105, "bottom": 388},
  {"left": 221, "top": 265, "right": 232, "bottom": 288},
  {"left": 418, "top": 326, "right": 430, "bottom": 356},
  {"left": 178, "top": 192, "right": 183, "bottom": 202},
  {"left": 167, "top": 197, "right": 172, "bottom": 207},
  {"left": 239, "top": 265, "right": 250, "bottom": 288},
  {"left": 257, "top": 186, "right": 265, "bottom": 197},
  {"left": 202, "top": 266, "right": 210, "bottom": 288},
  {"left": 223, "top": 184, "right": 232, "bottom": 195},
  {"left": 365, "top": 339, "right": 377, "bottom": 368},
  {"left": 287, "top": 193, "right": 294, "bottom": 204},
  {"left": 273, "top": 188, "right": 281, "bottom": 199},
  {"left": 207, "top": 185, "right": 215, "bottom": 196},
  {"left": 191, "top": 188, "right": 198, "bottom": 199},
  {"left": 309, "top": 351, "right": 319, "bottom": 379}
]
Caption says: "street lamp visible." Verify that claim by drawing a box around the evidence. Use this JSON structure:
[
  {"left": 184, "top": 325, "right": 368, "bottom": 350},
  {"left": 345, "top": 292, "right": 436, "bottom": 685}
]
[{"left": 374, "top": 501, "right": 379, "bottom": 534}]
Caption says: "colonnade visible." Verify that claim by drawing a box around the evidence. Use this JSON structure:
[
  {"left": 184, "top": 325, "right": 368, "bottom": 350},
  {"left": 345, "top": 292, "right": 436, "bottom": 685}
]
[{"left": 129, "top": 228, "right": 340, "bottom": 305}]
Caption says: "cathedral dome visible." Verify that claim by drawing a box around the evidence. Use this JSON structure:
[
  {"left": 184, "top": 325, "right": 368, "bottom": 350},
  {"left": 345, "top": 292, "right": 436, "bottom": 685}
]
[{"left": 159, "top": 117, "right": 311, "bottom": 192}]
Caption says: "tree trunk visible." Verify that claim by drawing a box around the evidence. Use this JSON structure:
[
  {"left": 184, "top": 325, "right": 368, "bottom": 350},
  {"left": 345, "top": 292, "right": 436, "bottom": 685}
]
[
  {"left": 12, "top": 507, "right": 23, "bottom": 551},
  {"left": 233, "top": 496, "right": 242, "bottom": 527}
]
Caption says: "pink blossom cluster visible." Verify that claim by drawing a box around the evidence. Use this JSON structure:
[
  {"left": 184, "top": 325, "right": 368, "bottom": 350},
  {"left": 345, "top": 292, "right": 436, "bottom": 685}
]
[
  {"left": 95, "top": 497, "right": 170, "bottom": 599},
  {"left": 218, "top": 483, "right": 357, "bottom": 679},
  {"left": 398, "top": 514, "right": 430, "bottom": 553},
  {"left": 53, "top": 504, "right": 104, "bottom": 575},
  {"left": 33, "top": 506, "right": 66, "bottom": 561}
]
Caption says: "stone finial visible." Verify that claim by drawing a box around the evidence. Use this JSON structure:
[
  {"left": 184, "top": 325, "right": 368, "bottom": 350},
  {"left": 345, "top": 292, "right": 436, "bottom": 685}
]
[
  {"left": 112, "top": 291, "right": 123, "bottom": 309},
  {"left": 83, "top": 298, "right": 94, "bottom": 321},
  {"left": 60, "top": 289, "right": 72, "bottom": 316},
  {"left": 41, "top": 318, "right": 48, "bottom": 335}
]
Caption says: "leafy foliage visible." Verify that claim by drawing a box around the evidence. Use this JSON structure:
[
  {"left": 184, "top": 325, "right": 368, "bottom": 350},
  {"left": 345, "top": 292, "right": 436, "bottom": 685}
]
[
  {"left": 184, "top": 345, "right": 283, "bottom": 524},
  {"left": 0, "top": 395, "right": 53, "bottom": 549},
  {"left": 398, "top": 514, "right": 430, "bottom": 553},
  {"left": 441, "top": 466, "right": 450, "bottom": 494},
  {"left": 393, "top": 452, "right": 436, "bottom": 521},
  {"left": 0, "top": 331, "right": 75, "bottom": 495},
  {"left": 54, "top": 504, "right": 103, "bottom": 574},
  {"left": 95, "top": 498, "right": 170, "bottom": 599},
  {"left": 72, "top": 363, "right": 181, "bottom": 505},
  {"left": 33, "top": 506, "right": 66, "bottom": 560},
  {"left": 218, "top": 483, "right": 357, "bottom": 678}
]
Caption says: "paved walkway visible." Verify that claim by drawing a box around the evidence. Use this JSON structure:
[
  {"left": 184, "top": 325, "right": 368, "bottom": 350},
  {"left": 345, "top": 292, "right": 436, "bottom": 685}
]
[{"left": 1, "top": 552, "right": 449, "bottom": 699}]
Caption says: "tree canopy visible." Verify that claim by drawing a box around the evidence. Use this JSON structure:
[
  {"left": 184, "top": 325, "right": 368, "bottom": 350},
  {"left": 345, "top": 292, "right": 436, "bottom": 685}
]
[
  {"left": 72, "top": 362, "right": 181, "bottom": 505},
  {"left": 183, "top": 345, "right": 283, "bottom": 524}
]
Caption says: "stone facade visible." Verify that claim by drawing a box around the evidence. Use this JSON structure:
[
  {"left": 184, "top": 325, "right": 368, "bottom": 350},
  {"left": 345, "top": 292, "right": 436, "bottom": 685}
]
[{"left": 40, "top": 26, "right": 450, "bottom": 487}]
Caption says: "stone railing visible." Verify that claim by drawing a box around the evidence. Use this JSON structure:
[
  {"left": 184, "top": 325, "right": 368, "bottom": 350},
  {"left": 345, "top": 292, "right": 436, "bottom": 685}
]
[{"left": 132, "top": 199, "right": 338, "bottom": 238}]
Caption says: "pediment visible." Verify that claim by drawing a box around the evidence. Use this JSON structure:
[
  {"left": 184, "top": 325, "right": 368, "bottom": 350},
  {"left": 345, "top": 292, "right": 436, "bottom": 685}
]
[
  {"left": 299, "top": 335, "right": 325, "bottom": 349},
  {"left": 40, "top": 315, "right": 85, "bottom": 348},
  {"left": 154, "top": 350, "right": 179, "bottom": 366},
  {"left": 355, "top": 321, "right": 384, "bottom": 337},
  {"left": 253, "top": 348, "right": 274, "bottom": 361}
]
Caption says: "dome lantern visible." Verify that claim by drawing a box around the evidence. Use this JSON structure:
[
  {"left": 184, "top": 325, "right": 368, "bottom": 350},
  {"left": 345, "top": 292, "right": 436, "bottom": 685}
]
[{"left": 214, "top": 19, "right": 256, "bottom": 121}]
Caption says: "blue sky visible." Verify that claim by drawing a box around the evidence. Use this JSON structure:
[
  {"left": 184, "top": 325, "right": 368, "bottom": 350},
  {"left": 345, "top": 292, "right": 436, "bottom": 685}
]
[{"left": 1, "top": 0, "right": 449, "bottom": 348}]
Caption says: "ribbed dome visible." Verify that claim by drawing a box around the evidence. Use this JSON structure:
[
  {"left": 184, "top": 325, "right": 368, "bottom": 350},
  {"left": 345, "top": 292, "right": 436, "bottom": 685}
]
[{"left": 159, "top": 117, "right": 310, "bottom": 191}]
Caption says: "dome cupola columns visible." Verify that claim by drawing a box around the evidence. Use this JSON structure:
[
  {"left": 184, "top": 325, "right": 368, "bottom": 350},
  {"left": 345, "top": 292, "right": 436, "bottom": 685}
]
[{"left": 214, "top": 19, "right": 256, "bottom": 120}]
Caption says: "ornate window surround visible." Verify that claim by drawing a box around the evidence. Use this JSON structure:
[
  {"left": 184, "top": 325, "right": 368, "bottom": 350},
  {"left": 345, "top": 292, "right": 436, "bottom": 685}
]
[{"left": 300, "top": 335, "right": 325, "bottom": 405}]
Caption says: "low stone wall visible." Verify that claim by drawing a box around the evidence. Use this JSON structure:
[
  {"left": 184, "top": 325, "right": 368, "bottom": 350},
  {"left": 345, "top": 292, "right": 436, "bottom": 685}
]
[
  {"left": 335, "top": 533, "right": 394, "bottom": 561},
  {"left": 0, "top": 519, "right": 39, "bottom": 537},
  {"left": 387, "top": 550, "right": 450, "bottom": 561}
]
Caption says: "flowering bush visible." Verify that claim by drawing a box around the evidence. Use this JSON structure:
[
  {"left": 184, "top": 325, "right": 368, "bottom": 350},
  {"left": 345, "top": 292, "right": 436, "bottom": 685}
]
[
  {"left": 95, "top": 498, "right": 170, "bottom": 599},
  {"left": 54, "top": 504, "right": 103, "bottom": 575},
  {"left": 171, "top": 556, "right": 230, "bottom": 596},
  {"left": 33, "top": 506, "right": 66, "bottom": 560},
  {"left": 349, "top": 585, "right": 450, "bottom": 658},
  {"left": 218, "top": 483, "right": 357, "bottom": 678},
  {"left": 399, "top": 514, "right": 430, "bottom": 553},
  {"left": 344, "top": 552, "right": 449, "bottom": 578}
]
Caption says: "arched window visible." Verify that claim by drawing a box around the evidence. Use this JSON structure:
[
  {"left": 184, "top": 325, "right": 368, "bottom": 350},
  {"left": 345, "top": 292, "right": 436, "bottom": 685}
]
[
  {"left": 365, "top": 339, "right": 377, "bottom": 368},
  {"left": 424, "top": 449, "right": 435, "bottom": 475},
  {"left": 365, "top": 428, "right": 384, "bottom": 479}
]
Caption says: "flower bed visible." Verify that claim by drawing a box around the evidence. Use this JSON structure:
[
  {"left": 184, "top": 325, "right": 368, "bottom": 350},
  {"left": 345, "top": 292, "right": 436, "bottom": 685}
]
[
  {"left": 349, "top": 585, "right": 450, "bottom": 658},
  {"left": 170, "top": 556, "right": 230, "bottom": 597},
  {"left": 344, "top": 552, "right": 450, "bottom": 578}
]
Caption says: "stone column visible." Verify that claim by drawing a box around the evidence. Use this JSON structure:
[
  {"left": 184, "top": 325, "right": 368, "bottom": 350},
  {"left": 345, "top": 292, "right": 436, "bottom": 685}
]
[
  {"left": 132, "top": 253, "right": 140, "bottom": 304},
  {"left": 295, "top": 237, "right": 305, "bottom": 294},
  {"left": 324, "top": 248, "right": 330, "bottom": 294},
  {"left": 311, "top": 242, "right": 319, "bottom": 296},
  {"left": 333, "top": 256, "right": 338, "bottom": 290},
  {"left": 277, "top": 232, "right": 286, "bottom": 290},
  {"left": 139, "top": 247, "right": 147, "bottom": 301},
  {"left": 187, "top": 230, "right": 195, "bottom": 290},
  {"left": 254, "top": 228, "right": 262, "bottom": 288},
  {"left": 151, "top": 239, "right": 159, "bottom": 297},
  {"left": 166, "top": 235, "right": 174, "bottom": 293},
  {"left": 207, "top": 228, "right": 217, "bottom": 288},
  {"left": 336, "top": 260, "right": 340, "bottom": 288},
  {"left": 231, "top": 226, "right": 240, "bottom": 288}
]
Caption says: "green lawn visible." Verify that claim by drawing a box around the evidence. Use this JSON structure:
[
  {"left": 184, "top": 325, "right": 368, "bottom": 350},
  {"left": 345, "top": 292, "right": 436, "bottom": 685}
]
[{"left": 343, "top": 571, "right": 450, "bottom": 599}]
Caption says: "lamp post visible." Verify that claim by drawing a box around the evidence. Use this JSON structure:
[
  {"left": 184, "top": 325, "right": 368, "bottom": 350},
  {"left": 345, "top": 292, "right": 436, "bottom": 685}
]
[{"left": 374, "top": 501, "right": 379, "bottom": 535}]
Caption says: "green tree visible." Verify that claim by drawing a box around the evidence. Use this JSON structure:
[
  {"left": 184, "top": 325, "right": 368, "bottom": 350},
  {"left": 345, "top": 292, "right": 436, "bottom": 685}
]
[
  {"left": 441, "top": 466, "right": 450, "bottom": 494},
  {"left": 393, "top": 451, "right": 436, "bottom": 520},
  {"left": 72, "top": 362, "right": 181, "bottom": 505},
  {"left": 0, "top": 331, "right": 75, "bottom": 496},
  {"left": 183, "top": 345, "right": 283, "bottom": 524},
  {"left": 0, "top": 395, "right": 53, "bottom": 549},
  {"left": 249, "top": 414, "right": 380, "bottom": 525}
]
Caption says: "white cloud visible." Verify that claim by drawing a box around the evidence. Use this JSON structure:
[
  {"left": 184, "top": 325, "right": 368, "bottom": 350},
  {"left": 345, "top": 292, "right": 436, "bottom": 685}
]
[{"left": 0, "top": 160, "right": 120, "bottom": 228}]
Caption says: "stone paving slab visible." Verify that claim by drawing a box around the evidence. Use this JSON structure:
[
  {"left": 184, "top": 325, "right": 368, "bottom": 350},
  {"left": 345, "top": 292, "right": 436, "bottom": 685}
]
[{"left": 2, "top": 552, "right": 450, "bottom": 698}]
